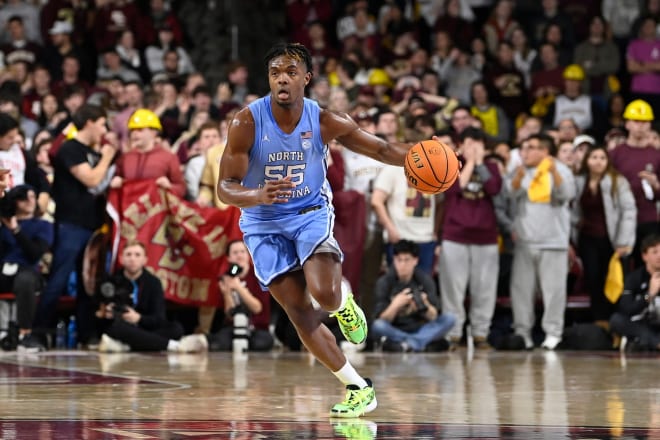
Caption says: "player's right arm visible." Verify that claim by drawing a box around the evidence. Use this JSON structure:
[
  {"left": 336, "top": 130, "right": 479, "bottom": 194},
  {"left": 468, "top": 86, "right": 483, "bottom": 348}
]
[{"left": 217, "top": 108, "right": 294, "bottom": 208}]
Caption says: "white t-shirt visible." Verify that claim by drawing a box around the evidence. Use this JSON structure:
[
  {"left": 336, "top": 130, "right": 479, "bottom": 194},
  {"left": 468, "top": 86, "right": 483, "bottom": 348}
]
[
  {"left": 342, "top": 149, "right": 385, "bottom": 232},
  {"left": 0, "top": 143, "right": 25, "bottom": 188},
  {"left": 373, "top": 165, "right": 436, "bottom": 243}
]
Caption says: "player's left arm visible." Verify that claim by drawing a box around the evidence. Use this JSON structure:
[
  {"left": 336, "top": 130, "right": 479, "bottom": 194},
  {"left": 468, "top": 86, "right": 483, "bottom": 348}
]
[{"left": 320, "top": 110, "right": 411, "bottom": 166}]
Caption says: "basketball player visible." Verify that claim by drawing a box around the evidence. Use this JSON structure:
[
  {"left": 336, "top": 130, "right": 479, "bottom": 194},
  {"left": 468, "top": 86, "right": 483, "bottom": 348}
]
[{"left": 217, "top": 43, "right": 412, "bottom": 418}]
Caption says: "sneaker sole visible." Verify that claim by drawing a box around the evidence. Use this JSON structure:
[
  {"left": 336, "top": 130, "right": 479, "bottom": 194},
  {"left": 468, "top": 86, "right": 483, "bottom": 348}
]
[{"left": 330, "top": 398, "right": 378, "bottom": 418}]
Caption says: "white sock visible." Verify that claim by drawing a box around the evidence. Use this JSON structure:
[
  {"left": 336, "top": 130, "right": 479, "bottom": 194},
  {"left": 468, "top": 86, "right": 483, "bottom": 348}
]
[
  {"left": 167, "top": 340, "right": 179, "bottom": 351},
  {"left": 329, "top": 281, "right": 350, "bottom": 314},
  {"left": 332, "top": 361, "right": 368, "bottom": 388}
]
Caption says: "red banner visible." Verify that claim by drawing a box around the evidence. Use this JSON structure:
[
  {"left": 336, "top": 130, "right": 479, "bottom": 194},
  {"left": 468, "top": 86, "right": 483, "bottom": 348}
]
[{"left": 107, "top": 180, "right": 242, "bottom": 307}]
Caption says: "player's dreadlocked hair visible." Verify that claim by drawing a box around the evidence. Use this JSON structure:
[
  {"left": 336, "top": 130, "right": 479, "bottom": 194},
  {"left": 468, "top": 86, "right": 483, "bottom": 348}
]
[{"left": 264, "top": 43, "right": 313, "bottom": 74}]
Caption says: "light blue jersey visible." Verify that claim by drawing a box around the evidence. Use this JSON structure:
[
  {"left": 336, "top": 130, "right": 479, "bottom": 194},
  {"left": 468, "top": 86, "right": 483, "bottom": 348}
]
[
  {"left": 242, "top": 95, "right": 332, "bottom": 221},
  {"left": 239, "top": 95, "right": 341, "bottom": 286}
]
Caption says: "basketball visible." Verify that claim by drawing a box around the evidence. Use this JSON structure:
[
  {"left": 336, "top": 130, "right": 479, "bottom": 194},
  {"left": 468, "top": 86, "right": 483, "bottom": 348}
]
[{"left": 404, "top": 140, "right": 459, "bottom": 194}]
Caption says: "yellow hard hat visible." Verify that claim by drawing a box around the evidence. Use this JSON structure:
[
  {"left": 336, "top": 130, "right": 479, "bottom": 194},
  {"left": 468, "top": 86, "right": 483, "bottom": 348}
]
[
  {"left": 368, "top": 68, "right": 392, "bottom": 87},
  {"left": 127, "top": 108, "right": 162, "bottom": 131},
  {"left": 623, "top": 99, "right": 654, "bottom": 121},
  {"left": 563, "top": 64, "right": 585, "bottom": 81}
]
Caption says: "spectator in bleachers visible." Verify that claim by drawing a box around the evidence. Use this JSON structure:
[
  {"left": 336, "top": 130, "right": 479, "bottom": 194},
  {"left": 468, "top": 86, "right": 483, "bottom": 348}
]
[
  {"left": 483, "top": 40, "right": 527, "bottom": 124},
  {"left": 572, "top": 144, "right": 637, "bottom": 325},
  {"left": 545, "top": 64, "right": 604, "bottom": 139},
  {"left": 529, "top": 42, "right": 564, "bottom": 118},
  {"left": 184, "top": 121, "right": 219, "bottom": 201},
  {"left": 507, "top": 133, "right": 576, "bottom": 350},
  {"left": 196, "top": 121, "right": 227, "bottom": 209},
  {"left": 555, "top": 118, "right": 580, "bottom": 144},
  {"left": 0, "top": 185, "right": 53, "bottom": 352},
  {"left": 511, "top": 28, "right": 536, "bottom": 89},
  {"left": 542, "top": 22, "right": 573, "bottom": 67},
  {"left": 605, "top": 93, "right": 627, "bottom": 133},
  {"left": 1, "top": 15, "right": 42, "bottom": 68},
  {"left": 96, "top": 240, "right": 208, "bottom": 353},
  {"left": 0, "top": 81, "right": 39, "bottom": 144},
  {"left": 144, "top": 23, "right": 195, "bottom": 78},
  {"left": 573, "top": 15, "right": 620, "bottom": 107},
  {"left": 35, "top": 93, "right": 65, "bottom": 134},
  {"left": 96, "top": 48, "right": 141, "bottom": 84},
  {"left": 610, "top": 234, "right": 660, "bottom": 352},
  {"left": 43, "top": 21, "right": 92, "bottom": 85},
  {"left": 39, "top": 1, "right": 90, "bottom": 48},
  {"left": 29, "top": 137, "right": 54, "bottom": 220},
  {"left": 529, "top": 0, "right": 575, "bottom": 49},
  {"left": 111, "top": 80, "right": 143, "bottom": 148},
  {"left": 286, "top": 0, "right": 333, "bottom": 48},
  {"left": 439, "top": 127, "right": 502, "bottom": 349},
  {"left": 442, "top": 47, "right": 482, "bottom": 105},
  {"left": 470, "top": 80, "right": 510, "bottom": 142},
  {"left": 482, "top": 0, "right": 519, "bottom": 56},
  {"left": 555, "top": 140, "right": 576, "bottom": 171},
  {"left": 207, "top": 239, "right": 273, "bottom": 352},
  {"left": 372, "top": 239, "right": 455, "bottom": 352},
  {"left": 115, "top": 29, "right": 150, "bottom": 84},
  {"left": 142, "top": 0, "right": 184, "bottom": 47},
  {"left": 603, "top": 0, "right": 642, "bottom": 48},
  {"left": 371, "top": 161, "right": 438, "bottom": 275},
  {"left": 33, "top": 104, "right": 118, "bottom": 345},
  {"left": 609, "top": 99, "right": 660, "bottom": 267},
  {"left": 51, "top": 54, "right": 91, "bottom": 100},
  {"left": 632, "top": 0, "right": 660, "bottom": 37},
  {"left": 433, "top": 0, "right": 475, "bottom": 48},
  {"left": 22, "top": 65, "right": 52, "bottom": 121},
  {"left": 0, "top": 0, "right": 41, "bottom": 45},
  {"left": 626, "top": 15, "right": 660, "bottom": 110},
  {"left": 92, "top": 0, "right": 145, "bottom": 53},
  {"left": 110, "top": 108, "right": 185, "bottom": 198}
]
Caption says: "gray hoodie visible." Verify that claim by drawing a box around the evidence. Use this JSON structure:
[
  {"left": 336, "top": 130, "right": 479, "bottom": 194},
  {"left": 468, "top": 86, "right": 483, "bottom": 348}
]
[{"left": 506, "top": 160, "right": 576, "bottom": 250}]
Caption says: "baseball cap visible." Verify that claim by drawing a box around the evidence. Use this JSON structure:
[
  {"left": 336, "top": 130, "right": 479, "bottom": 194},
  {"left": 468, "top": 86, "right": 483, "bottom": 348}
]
[
  {"left": 572, "top": 134, "right": 595, "bottom": 150},
  {"left": 49, "top": 20, "right": 73, "bottom": 35}
]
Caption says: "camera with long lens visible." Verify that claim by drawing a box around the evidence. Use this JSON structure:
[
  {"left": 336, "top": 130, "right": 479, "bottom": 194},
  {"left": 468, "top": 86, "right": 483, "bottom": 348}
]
[
  {"left": 96, "top": 274, "right": 134, "bottom": 314},
  {"left": 409, "top": 286, "right": 428, "bottom": 313}
]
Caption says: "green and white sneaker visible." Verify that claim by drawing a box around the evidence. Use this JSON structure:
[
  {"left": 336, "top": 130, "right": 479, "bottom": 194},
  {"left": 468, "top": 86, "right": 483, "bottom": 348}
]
[
  {"left": 331, "top": 293, "right": 367, "bottom": 344},
  {"left": 330, "top": 378, "right": 377, "bottom": 418}
]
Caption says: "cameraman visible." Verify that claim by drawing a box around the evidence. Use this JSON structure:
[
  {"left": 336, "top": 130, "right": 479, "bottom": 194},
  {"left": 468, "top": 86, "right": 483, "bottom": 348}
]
[
  {"left": 372, "top": 240, "right": 455, "bottom": 352},
  {"left": 0, "top": 185, "right": 53, "bottom": 351},
  {"left": 610, "top": 234, "right": 660, "bottom": 351},
  {"left": 208, "top": 239, "right": 273, "bottom": 351},
  {"left": 96, "top": 240, "right": 207, "bottom": 352}
]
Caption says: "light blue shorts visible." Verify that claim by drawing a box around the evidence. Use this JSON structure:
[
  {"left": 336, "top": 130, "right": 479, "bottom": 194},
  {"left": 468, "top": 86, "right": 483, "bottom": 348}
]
[{"left": 240, "top": 205, "right": 343, "bottom": 286}]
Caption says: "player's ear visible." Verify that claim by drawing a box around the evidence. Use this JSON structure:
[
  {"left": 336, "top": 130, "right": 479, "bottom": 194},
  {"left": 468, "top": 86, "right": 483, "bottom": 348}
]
[{"left": 304, "top": 71, "right": 312, "bottom": 85}]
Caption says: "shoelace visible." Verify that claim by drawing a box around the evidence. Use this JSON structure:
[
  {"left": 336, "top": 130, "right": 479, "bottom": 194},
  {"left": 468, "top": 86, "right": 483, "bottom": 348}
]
[{"left": 336, "top": 305, "right": 355, "bottom": 323}]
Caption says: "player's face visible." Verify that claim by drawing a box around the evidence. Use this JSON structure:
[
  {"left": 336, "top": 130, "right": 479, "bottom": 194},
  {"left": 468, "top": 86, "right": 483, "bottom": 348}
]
[{"left": 268, "top": 56, "right": 311, "bottom": 108}]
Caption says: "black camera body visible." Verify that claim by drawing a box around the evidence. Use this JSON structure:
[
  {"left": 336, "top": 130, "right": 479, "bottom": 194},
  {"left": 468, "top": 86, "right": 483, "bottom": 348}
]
[
  {"left": 0, "top": 191, "right": 17, "bottom": 218},
  {"left": 96, "top": 274, "right": 134, "bottom": 314},
  {"left": 226, "top": 263, "right": 242, "bottom": 277},
  {"left": 409, "top": 286, "right": 428, "bottom": 313}
]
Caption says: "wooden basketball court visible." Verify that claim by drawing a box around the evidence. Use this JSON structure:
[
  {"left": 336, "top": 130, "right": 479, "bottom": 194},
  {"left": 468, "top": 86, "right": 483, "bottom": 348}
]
[{"left": 0, "top": 348, "right": 658, "bottom": 439}]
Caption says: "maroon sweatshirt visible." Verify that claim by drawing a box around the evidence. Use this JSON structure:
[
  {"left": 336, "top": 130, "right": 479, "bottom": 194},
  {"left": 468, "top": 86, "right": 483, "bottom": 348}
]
[
  {"left": 610, "top": 143, "right": 660, "bottom": 224},
  {"left": 442, "top": 161, "right": 502, "bottom": 245}
]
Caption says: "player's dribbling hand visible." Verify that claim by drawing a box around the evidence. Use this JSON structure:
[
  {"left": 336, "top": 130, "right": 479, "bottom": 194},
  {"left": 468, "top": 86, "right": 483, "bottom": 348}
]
[{"left": 259, "top": 177, "right": 294, "bottom": 204}]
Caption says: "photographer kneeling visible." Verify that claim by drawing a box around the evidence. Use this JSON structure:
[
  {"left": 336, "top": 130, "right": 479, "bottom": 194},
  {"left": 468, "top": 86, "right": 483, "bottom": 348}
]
[
  {"left": 96, "top": 240, "right": 207, "bottom": 352},
  {"left": 209, "top": 239, "right": 273, "bottom": 352},
  {"left": 0, "top": 185, "right": 53, "bottom": 351},
  {"left": 372, "top": 240, "right": 455, "bottom": 352}
]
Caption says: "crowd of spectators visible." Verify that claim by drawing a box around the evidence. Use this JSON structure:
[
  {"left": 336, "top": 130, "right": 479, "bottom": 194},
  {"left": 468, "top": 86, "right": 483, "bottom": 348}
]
[{"left": 0, "top": 0, "right": 658, "bottom": 353}]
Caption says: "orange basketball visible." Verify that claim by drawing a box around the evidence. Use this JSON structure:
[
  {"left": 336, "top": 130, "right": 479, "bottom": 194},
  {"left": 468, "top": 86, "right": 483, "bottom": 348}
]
[{"left": 404, "top": 140, "right": 459, "bottom": 194}]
